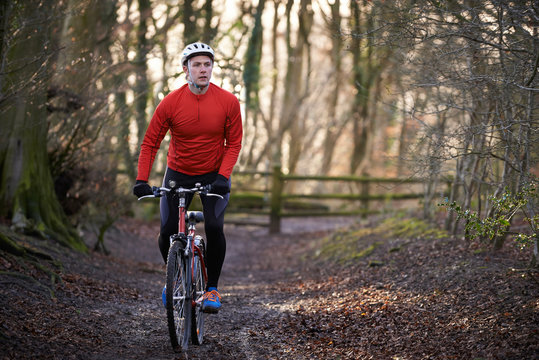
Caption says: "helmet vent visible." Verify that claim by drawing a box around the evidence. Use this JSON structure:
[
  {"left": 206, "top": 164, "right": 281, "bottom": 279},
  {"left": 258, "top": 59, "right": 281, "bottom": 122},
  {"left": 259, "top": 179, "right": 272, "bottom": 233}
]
[{"left": 181, "top": 42, "right": 215, "bottom": 66}]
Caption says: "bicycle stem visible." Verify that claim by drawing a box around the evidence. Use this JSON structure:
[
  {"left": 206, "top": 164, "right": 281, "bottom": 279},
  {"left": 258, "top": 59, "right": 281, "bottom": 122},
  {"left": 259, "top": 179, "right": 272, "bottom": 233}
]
[{"left": 178, "top": 195, "right": 187, "bottom": 234}]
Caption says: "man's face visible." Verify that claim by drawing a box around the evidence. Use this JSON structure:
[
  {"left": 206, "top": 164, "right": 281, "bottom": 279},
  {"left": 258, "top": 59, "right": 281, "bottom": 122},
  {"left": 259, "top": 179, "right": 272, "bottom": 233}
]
[{"left": 184, "top": 55, "right": 213, "bottom": 87}]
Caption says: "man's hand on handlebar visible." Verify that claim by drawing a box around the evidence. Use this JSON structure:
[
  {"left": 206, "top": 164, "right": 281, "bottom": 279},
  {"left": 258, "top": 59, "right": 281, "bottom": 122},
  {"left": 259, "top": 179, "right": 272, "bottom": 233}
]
[
  {"left": 210, "top": 174, "right": 230, "bottom": 195},
  {"left": 133, "top": 180, "right": 153, "bottom": 198}
]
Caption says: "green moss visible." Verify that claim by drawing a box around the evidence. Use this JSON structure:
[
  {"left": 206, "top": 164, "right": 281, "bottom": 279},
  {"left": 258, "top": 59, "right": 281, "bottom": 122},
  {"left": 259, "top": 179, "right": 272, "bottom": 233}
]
[
  {"left": 314, "top": 216, "right": 449, "bottom": 265},
  {"left": 316, "top": 228, "right": 381, "bottom": 264},
  {"left": 0, "top": 232, "right": 26, "bottom": 256},
  {"left": 381, "top": 217, "right": 448, "bottom": 239},
  {"left": 349, "top": 242, "right": 381, "bottom": 260}
]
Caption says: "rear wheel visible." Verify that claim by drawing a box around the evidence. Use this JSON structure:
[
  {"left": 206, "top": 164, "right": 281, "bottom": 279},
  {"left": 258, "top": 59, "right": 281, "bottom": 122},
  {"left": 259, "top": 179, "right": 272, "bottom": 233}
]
[
  {"left": 191, "top": 250, "right": 206, "bottom": 345},
  {"left": 166, "top": 240, "right": 192, "bottom": 351}
]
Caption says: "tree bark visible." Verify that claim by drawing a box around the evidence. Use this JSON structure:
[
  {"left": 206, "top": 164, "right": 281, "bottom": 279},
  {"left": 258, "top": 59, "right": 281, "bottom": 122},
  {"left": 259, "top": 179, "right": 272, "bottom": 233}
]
[
  {"left": 277, "top": 0, "right": 313, "bottom": 173},
  {"left": 263, "top": 0, "right": 281, "bottom": 167},
  {"left": 0, "top": 1, "right": 84, "bottom": 250},
  {"left": 319, "top": 0, "right": 346, "bottom": 175},
  {"left": 349, "top": 0, "right": 388, "bottom": 175},
  {"left": 202, "top": 0, "right": 217, "bottom": 43},
  {"left": 134, "top": 0, "right": 151, "bottom": 148},
  {"left": 183, "top": 0, "right": 197, "bottom": 44},
  {"left": 242, "top": 0, "right": 266, "bottom": 168},
  {"left": 286, "top": 0, "right": 313, "bottom": 175}
]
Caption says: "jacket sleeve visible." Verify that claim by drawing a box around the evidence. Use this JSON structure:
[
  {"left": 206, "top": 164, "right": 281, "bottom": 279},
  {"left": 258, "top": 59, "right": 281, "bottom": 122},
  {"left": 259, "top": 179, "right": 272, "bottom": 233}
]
[
  {"left": 218, "top": 96, "right": 243, "bottom": 179},
  {"left": 136, "top": 101, "right": 170, "bottom": 182}
]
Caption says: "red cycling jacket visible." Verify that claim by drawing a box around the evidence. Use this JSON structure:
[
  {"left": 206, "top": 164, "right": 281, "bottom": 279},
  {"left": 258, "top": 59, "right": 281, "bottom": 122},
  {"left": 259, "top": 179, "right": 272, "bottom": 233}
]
[{"left": 136, "top": 83, "right": 242, "bottom": 181}]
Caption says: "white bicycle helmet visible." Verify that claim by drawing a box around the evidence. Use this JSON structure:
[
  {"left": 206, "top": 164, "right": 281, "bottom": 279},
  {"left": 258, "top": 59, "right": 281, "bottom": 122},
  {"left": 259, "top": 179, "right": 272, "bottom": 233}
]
[{"left": 181, "top": 42, "right": 215, "bottom": 66}]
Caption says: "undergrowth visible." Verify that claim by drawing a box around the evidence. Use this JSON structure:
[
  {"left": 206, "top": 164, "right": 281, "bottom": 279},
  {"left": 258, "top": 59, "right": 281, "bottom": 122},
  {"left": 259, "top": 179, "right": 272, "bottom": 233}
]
[{"left": 314, "top": 215, "right": 448, "bottom": 264}]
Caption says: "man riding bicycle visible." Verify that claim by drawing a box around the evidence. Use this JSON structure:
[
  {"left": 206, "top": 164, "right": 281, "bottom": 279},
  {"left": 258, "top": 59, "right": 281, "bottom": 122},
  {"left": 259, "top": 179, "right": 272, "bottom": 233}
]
[{"left": 133, "top": 42, "right": 243, "bottom": 313}]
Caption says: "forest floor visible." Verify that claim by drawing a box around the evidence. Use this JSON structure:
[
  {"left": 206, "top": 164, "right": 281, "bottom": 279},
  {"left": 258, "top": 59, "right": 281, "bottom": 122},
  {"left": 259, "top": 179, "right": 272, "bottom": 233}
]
[{"left": 0, "top": 215, "right": 538, "bottom": 360}]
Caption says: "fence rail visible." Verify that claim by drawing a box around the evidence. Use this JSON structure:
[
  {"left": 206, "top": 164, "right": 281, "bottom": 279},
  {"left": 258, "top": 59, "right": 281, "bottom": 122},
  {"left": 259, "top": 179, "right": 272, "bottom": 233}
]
[{"left": 230, "top": 165, "right": 444, "bottom": 233}]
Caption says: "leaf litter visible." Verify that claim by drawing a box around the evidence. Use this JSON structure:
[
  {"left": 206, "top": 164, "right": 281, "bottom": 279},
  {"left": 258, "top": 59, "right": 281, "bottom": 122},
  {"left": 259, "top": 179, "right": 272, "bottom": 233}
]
[{"left": 0, "top": 216, "right": 537, "bottom": 359}]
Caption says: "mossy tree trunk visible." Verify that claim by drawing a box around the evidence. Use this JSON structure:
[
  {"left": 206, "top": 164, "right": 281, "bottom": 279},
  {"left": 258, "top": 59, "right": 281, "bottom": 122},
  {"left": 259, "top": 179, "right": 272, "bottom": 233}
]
[{"left": 0, "top": 0, "right": 85, "bottom": 251}]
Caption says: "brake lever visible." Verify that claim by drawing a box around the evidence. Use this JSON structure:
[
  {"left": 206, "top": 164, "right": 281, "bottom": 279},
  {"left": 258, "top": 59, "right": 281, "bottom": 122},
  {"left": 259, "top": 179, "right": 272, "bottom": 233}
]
[
  {"left": 137, "top": 194, "right": 156, "bottom": 201},
  {"left": 206, "top": 193, "right": 224, "bottom": 199},
  {"left": 137, "top": 186, "right": 168, "bottom": 201}
]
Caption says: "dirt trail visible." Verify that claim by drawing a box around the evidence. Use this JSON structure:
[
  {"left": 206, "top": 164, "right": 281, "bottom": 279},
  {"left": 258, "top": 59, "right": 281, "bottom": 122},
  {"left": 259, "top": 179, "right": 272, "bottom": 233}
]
[
  {"left": 1, "top": 215, "right": 537, "bottom": 359},
  {"left": 0, "top": 217, "right": 355, "bottom": 360}
]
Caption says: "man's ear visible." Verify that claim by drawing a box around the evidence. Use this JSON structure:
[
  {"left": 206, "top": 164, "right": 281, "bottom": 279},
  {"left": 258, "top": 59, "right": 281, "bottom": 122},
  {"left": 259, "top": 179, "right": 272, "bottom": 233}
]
[{"left": 182, "top": 65, "right": 188, "bottom": 73}]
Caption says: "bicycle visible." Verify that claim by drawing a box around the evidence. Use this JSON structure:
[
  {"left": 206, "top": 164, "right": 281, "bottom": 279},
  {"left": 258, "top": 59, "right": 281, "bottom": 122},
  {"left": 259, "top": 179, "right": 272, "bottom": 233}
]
[{"left": 138, "top": 181, "right": 223, "bottom": 352}]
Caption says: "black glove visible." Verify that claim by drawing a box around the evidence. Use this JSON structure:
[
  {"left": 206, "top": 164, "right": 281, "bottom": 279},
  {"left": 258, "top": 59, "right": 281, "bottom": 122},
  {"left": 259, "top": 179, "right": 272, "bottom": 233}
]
[
  {"left": 211, "top": 174, "right": 230, "bottom": 195},
  {"left": 133, "top": 180, "right": 153, "bottom": 198}
]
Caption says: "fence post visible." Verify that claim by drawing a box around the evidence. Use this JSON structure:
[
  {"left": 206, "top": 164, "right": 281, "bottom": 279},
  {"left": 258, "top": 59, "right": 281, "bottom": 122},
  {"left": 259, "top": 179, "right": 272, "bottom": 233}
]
[
  {"left": 361, "top": 175, "right": 369, "bottom": 219},
  {"left": 269, "top": 164, "right": 283, "bottom": 233}
]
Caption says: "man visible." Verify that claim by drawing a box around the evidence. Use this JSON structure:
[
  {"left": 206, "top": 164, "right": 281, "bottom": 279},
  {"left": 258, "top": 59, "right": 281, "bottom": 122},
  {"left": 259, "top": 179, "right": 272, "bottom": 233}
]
[{"left": 133, "top": 42, "right": 242, "bottom": 313}]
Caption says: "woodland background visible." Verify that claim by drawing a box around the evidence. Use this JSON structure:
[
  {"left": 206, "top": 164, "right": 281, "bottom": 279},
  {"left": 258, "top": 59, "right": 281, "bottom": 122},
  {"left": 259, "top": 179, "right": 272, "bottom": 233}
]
[{"left": 0, "top": 0, "right": 537, "bottom": 263}]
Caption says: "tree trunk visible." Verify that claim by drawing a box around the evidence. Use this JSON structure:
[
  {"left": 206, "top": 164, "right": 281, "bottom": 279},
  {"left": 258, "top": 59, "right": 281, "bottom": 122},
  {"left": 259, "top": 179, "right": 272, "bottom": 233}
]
[
  {"left": 287, "top": 0, "right": 313, "bottom": 175},
  {"left": 349, "top": 0, "right": 387, "bottom": 175},
  {"left": 277, "top": 0, "right": 312, "bottom": 172},
  {"left": 242, "top": 0, "right": 266, "bottom": 168},
  {"left": 116, "top": 86, "right": 136, "bottom": 179},
  {"left": 183, "top": 0, "right": 197, "bottom": 44},
  {"left": 135, "top": 0, "right": 151, "bottom": 147},
  {"left": 319, "top": 0, "right": 345, "bottom": 175},
  {"left": 349, "top": 1, "right": 370, "bottom": 175},
  {"left": 265, "top": 0, "right": 281, "bottom": 167},
  {"left": 202, "top": 0, "right": 216, "bottom": 43},
  {"left": 397, "top": 90, "right": 409, "bottom": 177},
  {"left": 423, "top": 108, "right": 447, "bottom": 219},
  {"left": 0, "top": 1, "right": 84, "bottom": 250}
]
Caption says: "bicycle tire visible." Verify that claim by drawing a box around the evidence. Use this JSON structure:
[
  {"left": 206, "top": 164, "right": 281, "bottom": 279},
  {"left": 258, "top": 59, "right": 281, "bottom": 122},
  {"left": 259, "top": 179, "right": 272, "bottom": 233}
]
[
  {"left": 191, "top": 250, "right": 205, "bottom": 345},
  {"left": 166, "top": 240, "right": 192, "bottom": 351}
]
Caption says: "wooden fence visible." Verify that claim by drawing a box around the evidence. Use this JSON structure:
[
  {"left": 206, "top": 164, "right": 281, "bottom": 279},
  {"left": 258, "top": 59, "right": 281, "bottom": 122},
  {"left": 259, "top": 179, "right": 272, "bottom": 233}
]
[{"left": 229, "top": 165, "right": 443, "bottom": 233}]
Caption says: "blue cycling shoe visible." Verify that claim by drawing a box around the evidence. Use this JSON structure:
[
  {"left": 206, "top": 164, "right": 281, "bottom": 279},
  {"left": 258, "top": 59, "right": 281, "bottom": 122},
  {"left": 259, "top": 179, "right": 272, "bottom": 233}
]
[
  {"left": 201, "top": 287, "right": 221, "bottom": 313},
  {"left": 162, "top": 285, "right": 166, "bottom": 307}
]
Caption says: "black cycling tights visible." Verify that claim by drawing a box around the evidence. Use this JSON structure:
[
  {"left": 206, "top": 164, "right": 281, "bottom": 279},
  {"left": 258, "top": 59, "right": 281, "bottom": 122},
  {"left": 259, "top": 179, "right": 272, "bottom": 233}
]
[{"left": 158, "top": 168, "right": 229, "bottom": 290}]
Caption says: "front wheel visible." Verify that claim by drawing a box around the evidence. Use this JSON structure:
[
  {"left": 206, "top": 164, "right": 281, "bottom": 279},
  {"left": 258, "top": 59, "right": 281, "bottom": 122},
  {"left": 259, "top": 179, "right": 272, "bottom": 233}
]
[{"left": 166, "top": 240, "right": 192, "bottom": 351}]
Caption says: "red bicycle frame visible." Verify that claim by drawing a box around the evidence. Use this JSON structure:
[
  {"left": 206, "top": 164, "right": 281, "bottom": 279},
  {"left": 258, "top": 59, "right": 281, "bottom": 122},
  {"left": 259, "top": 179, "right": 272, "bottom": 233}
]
[{"left": 177, "top": 193, "right": 208, "bottom": 289}]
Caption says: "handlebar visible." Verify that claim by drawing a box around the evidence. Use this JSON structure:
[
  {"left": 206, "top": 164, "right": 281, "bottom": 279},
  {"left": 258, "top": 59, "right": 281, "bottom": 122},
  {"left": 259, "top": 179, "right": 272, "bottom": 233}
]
[{"left": 137, "top": 182, "right": 224, "bottom": 201}]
